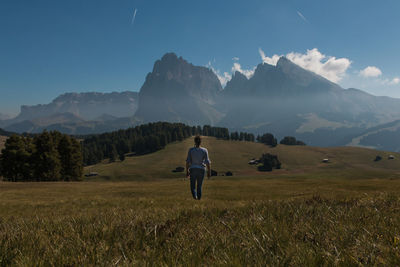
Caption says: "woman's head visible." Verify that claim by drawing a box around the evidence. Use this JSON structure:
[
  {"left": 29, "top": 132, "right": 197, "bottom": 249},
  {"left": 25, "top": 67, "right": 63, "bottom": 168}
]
[{"left": 194, "top": 135, "right": 201, "bottom": 147}]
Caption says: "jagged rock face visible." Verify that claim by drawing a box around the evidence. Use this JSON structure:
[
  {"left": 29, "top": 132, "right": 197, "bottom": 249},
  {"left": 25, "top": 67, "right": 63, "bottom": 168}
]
[
  {"left": 219, "top": 57, "right": 400, "bottom": 146},
  {"left": 15, "top": 91, "right": 138, "bottom": 122},
  {"left": 135, "top": 53, "right": 223, "bottom": 125},
  {"left": 224, "top": 57, "right": 341, "bottom": 99}
]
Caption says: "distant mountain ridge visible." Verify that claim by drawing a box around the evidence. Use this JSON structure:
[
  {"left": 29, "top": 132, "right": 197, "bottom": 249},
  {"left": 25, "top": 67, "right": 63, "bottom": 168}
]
[
  {"left": 1, "top": 91, "right": 139, "bottom": 134},
  {"left": 2, "top": 52, "right": 400, "bottom": 151},
  {"left": 219, "top": 57, "right": 400, "bottom": 146},
  {"left": 15, "top": 91, "right": 138, "bottom": 122},
  {"left": 0, "top": 113, "right": 13, "bottom": 120}
]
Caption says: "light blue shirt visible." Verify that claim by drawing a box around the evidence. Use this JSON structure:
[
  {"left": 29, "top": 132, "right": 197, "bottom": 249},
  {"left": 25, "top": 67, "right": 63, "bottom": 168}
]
[{"left": 186, "top": 146, "right": 211, "bottom": 169}]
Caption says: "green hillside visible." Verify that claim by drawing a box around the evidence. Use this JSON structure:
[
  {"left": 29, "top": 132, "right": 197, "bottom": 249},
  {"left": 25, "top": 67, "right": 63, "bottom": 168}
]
[{"left": 85, "top": 136, "right": 400, "bottom": 180}]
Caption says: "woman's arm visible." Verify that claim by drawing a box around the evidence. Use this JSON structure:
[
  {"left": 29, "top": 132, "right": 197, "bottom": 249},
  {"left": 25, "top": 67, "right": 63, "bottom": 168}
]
[
  {"left": 186, "top": 149, "right": 191, "bottom": 178},
  {"left": 186, "top": 162, "right": 190, "bottom": 178},
  {"left": 204, "top": 149, "right": 211, "bottom": 178}
]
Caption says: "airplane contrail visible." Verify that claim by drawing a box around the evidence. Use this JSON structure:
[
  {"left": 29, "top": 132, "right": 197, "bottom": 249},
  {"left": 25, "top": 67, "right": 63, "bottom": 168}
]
[
  {"left": 131, "top": 8, "right": 137, "bottom": 25},
  {"left": 297, "top": 10, "right": 308, "bottom": 23}
]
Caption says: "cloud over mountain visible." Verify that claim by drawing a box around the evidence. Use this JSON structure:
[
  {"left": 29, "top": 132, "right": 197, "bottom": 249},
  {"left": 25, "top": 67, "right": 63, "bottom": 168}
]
[
  {"left": 360, "top": 66, "right": 382, "bottom": 78},
  {"left": 210, "top": 48, "right": 353, "bottom": 87},
  {"left": 259, "top": 48, "right": 351, "bottom": 83},
  {"left": 390, "top": 77, "right": 400, "bottom": 85},
  {"left": 231, "top": 63, "right": 255, "bottom": 79}
]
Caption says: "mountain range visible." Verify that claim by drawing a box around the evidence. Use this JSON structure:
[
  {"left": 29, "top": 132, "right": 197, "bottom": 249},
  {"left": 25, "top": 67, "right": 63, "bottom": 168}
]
[
  {"left": 0, "top": 91, "right": 139, "bottom": 134},
  {"left": 1, "top": 53, "right": 400, "bottom": 151}
]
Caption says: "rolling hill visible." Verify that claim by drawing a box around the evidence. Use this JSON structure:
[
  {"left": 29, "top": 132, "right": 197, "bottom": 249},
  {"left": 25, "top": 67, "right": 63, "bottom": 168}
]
[
  {"left": 347, "top": 119, "right": 400, "bottom": 152},
  {"left": 85, "top": 136, "right": 400, "bottom": 181}
]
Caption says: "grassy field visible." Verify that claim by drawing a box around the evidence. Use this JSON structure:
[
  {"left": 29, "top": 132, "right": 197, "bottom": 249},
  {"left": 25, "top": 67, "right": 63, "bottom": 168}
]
[
  {"left": 2, "top": 137, "right": 400, "bottom": 265},
  {"left": 85, "top": 136, "right": 400, "bottom": 181}
]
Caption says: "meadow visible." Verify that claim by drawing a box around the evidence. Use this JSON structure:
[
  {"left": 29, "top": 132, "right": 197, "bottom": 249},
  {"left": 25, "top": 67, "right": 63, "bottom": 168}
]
[{"left": 1, "top": 137, "right": 400, "bottom": 265}]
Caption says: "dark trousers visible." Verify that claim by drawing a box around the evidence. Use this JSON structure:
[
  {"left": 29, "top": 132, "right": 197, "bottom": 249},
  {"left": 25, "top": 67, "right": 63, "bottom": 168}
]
[{"left": 189, "top": 168, "right": 205, "bottom": 200}]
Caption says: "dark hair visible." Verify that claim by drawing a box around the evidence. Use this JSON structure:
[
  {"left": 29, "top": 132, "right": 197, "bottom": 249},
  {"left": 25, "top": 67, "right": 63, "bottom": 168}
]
[{"left": 194, "top": 135, "right": 201, "bottom": 147}]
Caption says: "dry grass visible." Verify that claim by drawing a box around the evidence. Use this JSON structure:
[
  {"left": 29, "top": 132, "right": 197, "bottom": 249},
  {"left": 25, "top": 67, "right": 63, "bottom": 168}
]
[
  {"left": 1, "top": 179, "right": 400, "bottom": 265},
  {"left": 2, "top": 137, "right": 400, "bottom": 265}
]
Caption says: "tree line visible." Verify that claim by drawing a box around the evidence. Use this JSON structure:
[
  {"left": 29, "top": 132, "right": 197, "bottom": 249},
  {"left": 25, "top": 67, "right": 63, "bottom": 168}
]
[
  {"left": 80, "top": 122, "right": 306, "bottom": 166},
  {"left": 0, "top": 122, "right": 306, "bottom": 181},
  {"left": 80, "top": 122, "right": 256, "bottom": 166},
  {"left": 256, "top": 133, "right": 306, "bottom": 147},
  {"left": 0, "top": 131, "right": 83, "bottom": 181}
]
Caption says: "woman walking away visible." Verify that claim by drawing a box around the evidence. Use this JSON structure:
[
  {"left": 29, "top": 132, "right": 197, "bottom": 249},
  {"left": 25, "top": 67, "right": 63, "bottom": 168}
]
[{"left": 186, "top": 136, "right": 211, "bottom": 200}]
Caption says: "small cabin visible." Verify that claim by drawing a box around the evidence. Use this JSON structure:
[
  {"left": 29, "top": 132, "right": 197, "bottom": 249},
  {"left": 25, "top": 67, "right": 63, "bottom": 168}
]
[
  {"left": 322, "top": 159, "right": 329, "bottom": 163},
  {"left": 248, "top": 159, "right": 259, "bottom": 165}
]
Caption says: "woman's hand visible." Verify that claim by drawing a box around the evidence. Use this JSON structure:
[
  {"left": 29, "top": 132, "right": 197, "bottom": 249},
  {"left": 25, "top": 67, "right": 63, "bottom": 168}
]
[
  {"left": 206, "top": 163, "right": 211, "bottom": 178},
  {"left": 186, "top": 170, "right": 190, "bottom": 179}
]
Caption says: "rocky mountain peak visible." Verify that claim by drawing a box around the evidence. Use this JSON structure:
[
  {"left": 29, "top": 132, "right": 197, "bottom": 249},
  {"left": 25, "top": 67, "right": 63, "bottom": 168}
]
[
  {"left": 135, "top": 53, "right": 223, "bottom": 125},
  {"left": 276, "top": 56, "right": 292, "bottom": 67},
  {"left": 232, "top": 71, "right": 248, "bottom": 81},
  {"left": 152, "top": 52, "right": 188, "bottom": 74},
  {"left": 223, "top": 71, "right": 249, "bottom": 96}
]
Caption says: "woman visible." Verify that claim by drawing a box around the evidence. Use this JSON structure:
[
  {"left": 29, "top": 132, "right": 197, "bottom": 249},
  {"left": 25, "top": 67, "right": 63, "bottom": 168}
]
[{"left": 186, "top": 135, "right": 211, "bottom": 200}]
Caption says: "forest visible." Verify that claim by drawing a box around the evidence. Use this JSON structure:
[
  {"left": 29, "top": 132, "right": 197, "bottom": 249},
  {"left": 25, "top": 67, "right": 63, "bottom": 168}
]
[
  {"left": 80, "top": 122, "right": 256, "bottom": 166},
  {"left": 0, "top": 131, "right": 83, "bottom": 181}
]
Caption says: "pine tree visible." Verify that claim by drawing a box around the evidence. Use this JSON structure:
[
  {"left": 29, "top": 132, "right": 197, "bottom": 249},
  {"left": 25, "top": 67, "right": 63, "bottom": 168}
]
[
  {"left": 0, "top": 135, "right": 34, "bottom": 181},
  {"left": 58, "top": 134, "right": 83, "bottom": 181},
  {"left": 32, "top": 131, "right": 62, "bottom": 181},
  {"left": 109, "top": 145, "right": 118, "bottom": 162},
  {"left": 260, "top": 133, "right": 277, "bottom": 147},
  {"left": 135, "top": 136, "right": 145, "bottom": 154}
]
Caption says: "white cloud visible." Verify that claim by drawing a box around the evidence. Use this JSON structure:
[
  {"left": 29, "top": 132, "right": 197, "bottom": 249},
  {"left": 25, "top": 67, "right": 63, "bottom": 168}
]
[
  {"left": 259, "top": 48, "right": 351, "bottom": 83},
  {"left": 286, "top": 49, "right": 351, "bottom": 82},
  {"left": 359, "top": 66, "right": 382, "bottom": 78},
  {"left": 259, "top": 48, "right": 281, "bottom": 65},
  {"left": 207, "top": 59, "right": 255, "bottom": 86},
  {"left": 231, "top": 62, "right": 255, "bottom": 79},
  {"left": 206, "top": 61, "right": 231, "bottom": 86},
  {"left": 390, "top": 77, "right": 400, "bottom": 85}
]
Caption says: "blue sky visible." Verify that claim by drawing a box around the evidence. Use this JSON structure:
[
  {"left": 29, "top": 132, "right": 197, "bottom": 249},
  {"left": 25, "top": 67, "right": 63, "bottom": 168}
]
[{"left": 1, "top": 0, "right": 400, "bottom": 115}]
